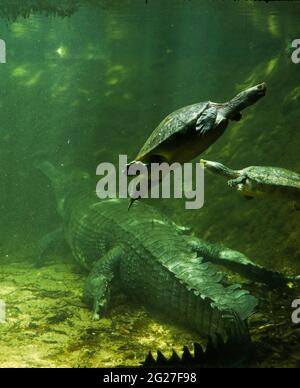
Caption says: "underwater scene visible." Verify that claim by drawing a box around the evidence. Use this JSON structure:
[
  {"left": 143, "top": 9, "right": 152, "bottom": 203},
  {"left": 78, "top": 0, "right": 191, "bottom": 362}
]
[{"left": 0, "top": 0, "right": 300, "bottom": 370}]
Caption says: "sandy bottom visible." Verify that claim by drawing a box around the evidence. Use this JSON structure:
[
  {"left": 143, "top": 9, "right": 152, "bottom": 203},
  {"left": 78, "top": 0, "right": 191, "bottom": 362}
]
[
  {"left": 0, "top": 256, "right": 300, "bottom": 368},
  {"left": 0, "top": 256, "right": 199, "bottom": 368}
]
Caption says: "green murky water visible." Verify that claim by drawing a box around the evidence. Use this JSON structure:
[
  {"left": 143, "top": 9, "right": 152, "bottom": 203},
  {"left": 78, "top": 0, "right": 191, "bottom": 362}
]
[{"left": 0, "top": 0, "right": 300, "bottom": 368}]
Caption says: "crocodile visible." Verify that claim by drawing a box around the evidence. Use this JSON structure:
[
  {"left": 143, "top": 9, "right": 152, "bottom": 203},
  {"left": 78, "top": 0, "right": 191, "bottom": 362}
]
[{"left": 37, "top": 161, "right": 287, "bottom": 345}]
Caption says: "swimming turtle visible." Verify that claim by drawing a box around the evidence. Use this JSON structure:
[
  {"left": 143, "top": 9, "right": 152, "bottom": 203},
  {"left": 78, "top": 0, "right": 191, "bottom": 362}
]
[
  {"left": 127, "top": 83, "right": 266, "bottom": 171},
  {"left": 201, "top": 159, "right": 300, "bottom": 208}
]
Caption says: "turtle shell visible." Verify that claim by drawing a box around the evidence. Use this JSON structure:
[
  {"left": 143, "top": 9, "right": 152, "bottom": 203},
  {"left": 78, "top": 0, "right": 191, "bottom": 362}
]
[
  {"left": 135, "top": 102, "right": 211, "bottom": 164},
  {"left": 244, "top": 166, "right": 300, "bottom": 190}
]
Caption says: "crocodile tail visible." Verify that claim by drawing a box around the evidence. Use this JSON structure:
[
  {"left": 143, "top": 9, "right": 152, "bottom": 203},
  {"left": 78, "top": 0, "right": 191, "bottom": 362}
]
[
  {"left": 141, "top": 313, "right": 252, "bottom": 368},
  {"left": 142, "top": 337, "right": 253, "bottom": 368},
  {"left": 222, "top": 308, "right": 251, "bottom": 344}
]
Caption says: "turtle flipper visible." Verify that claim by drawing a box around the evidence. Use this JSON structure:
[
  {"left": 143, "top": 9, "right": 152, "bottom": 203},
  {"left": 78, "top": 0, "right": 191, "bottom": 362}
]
[
  {"left": 228, "top": 175, "right": 247, "bottom": 189},
  {"left": 83, "top": 246, "right": 123, "bottom": 320},
  {"left": 195, "top": 105, "right": 218, "bottom": 135}
]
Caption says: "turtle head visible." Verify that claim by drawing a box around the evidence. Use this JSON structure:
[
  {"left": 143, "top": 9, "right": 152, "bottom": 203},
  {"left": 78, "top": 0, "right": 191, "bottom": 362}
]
[
  {"left": 201, "top": 159, "right": 239, "bottom": 179},
  {"left": 224, "top": 82, "right": 267, "bottom": 120}
]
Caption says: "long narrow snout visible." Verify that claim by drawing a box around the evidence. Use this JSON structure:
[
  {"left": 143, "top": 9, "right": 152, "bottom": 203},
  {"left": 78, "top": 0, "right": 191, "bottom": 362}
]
[
  {"left": 201, "top": 159, "right": 228, "bottom": 176},
  {"left": 201, "top": 159, "right": 238, "bottom": 179}
]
